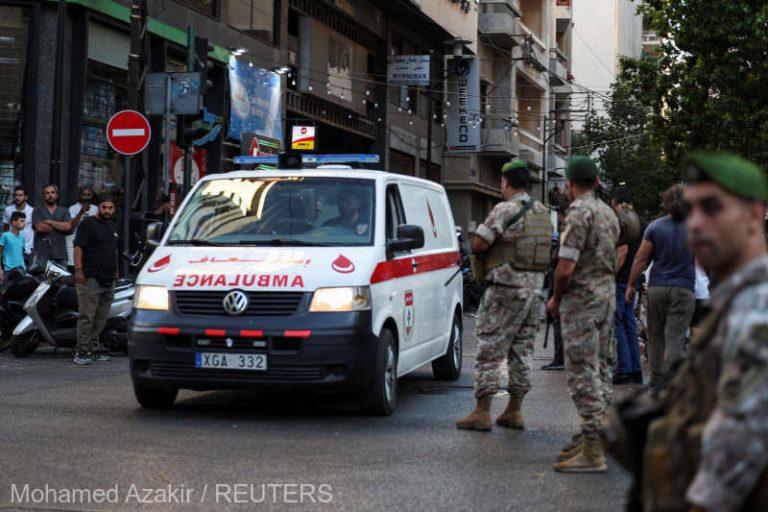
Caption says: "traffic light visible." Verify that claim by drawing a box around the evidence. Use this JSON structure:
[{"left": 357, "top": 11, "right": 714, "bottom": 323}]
[
  {"left": 194, "top": 36, "right": 214, "bottom": 97},
  {"left": 176, "top": 115, "right": 196, "bottom": 148}
]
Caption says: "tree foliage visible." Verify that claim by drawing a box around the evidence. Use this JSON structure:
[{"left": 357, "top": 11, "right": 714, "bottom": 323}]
[
  {"left": 572, "top": 58, "right": 677, "bottom": 218},
  {"left": 634, "top": 0, "right": 768, "bottom": 167}
]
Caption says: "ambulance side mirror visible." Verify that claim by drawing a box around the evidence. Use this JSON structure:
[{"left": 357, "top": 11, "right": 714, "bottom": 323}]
[
  {"left": 387, "top": 224, "right": 424, "bottom": 255},
  {"left": 146, "top": 222, "right": 165, "bottom": 248}
]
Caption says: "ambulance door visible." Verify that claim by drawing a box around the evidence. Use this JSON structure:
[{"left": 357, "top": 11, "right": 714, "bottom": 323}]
[{"left": 382, "top": 183, "right": 423, "bottom": 373}]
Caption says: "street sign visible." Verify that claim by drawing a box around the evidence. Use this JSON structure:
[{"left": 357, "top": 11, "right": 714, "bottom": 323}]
[
  {"left": 144, "top": 72, "right": 202, "bottom": 116},
  {"left": 106, "top": 110, "right": 151, "bottom": 155},
  {"left": 388, "top": 55, "right": 431, "bottom": 86}
]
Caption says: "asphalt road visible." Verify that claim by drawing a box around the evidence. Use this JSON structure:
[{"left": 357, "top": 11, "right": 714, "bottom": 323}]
[{"left": 0, "top": 314, "right": 630, "bottom": 512}]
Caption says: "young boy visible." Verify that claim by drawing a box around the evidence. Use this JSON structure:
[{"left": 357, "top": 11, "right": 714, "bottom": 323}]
[{"left": 0, "top": 211, "right": 27, "bottom": 284}]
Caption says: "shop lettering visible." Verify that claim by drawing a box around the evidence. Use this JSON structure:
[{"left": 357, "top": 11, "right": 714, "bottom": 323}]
[{"left": 173, "top": 274, "right": 305, "bottom": 288}]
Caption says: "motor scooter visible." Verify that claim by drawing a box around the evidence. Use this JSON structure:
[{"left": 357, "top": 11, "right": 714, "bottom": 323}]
[
  {"left": 0, "top": 268, "right": 40, "bottom": 351},
  {"left": 9, "top": 261, "right": 134, "bottom": 358}
]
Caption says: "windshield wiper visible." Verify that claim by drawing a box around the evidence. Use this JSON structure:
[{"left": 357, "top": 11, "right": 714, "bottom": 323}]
[
  {"left": 238, "top": 239, "right": 332, "bottom": 247},
  {"left": 167, "top": 239, "right": 224, "bottom": 246}
]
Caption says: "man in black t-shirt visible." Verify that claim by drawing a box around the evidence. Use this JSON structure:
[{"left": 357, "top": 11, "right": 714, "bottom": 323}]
[
  {"left": 72, "top": 195, "right": 119, "bottom": 366},
  {"left": 611, "top": 188, "right": 646, "bottom": 385}
]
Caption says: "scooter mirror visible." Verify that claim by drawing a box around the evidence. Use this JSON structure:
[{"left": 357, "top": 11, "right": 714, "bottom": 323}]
[{"left": 146, "top": 222, "right": 165, "bottom": 248}]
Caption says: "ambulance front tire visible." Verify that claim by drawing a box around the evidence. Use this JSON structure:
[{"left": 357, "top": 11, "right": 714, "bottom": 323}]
[
  {"left": 134, "top": 384, "right": 178, "bottom": 410},
  {"left": 360, "top": 328, "right": 397, "bottom": 416},
  {"left": 431, "top": 311, "right": 462, "bottom": 381}
]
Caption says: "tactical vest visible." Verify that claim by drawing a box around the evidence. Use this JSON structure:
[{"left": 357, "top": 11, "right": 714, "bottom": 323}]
[
  {"left": 643, "top": 278, "right": 768, "bottom": 512},
  {"left": 484, "top": 199, "right": 551, "bottom": 273}
]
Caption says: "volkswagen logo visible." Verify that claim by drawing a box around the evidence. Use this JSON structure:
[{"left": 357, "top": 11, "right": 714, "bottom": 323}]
[{"left": 222, "top": 290, "right": 249, "bottom": 316}]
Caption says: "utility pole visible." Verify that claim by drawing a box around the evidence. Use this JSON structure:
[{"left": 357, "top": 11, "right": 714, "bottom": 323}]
[
  {"left": 183, "top": 26, "right": 196, "bottom": 196},
  {"left": 125, "top": 0, "right": 147, "bottom": 277},
  {"left": 49, "top": 0, "right": 66, "bottom": 185},
  {"left": 541, "top": 114, "right": 547, "bottom": 204}
]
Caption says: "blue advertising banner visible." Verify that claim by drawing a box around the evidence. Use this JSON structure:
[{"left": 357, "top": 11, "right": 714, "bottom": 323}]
[{"left": 228, "top": 57, "right": 283, "bottom": 144}]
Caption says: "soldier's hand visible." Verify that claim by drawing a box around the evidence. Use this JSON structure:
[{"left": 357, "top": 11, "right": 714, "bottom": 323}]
[
  {"left": 75, "top": 269, "right": 85, "bottom": 286},
  {"left": 625, "top": 285, "right": 636, "bottom": 304},
  {"left": 546, "top": 297, "right": 559, "bottom": 318}
]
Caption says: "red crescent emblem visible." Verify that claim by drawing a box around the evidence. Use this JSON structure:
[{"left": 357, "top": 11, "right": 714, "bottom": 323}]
[
  {"left": 148, "top": 254, "right": 171, "bottom": 273},
  {"left": 331, "top": 254, "right": 355, "bottom": 274},
  {"left": 427, "top": 200, "right": 438, "bottom": 238}
]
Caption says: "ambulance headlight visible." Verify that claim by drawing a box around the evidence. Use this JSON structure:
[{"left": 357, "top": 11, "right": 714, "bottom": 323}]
[
  {"left": 134, "top": 285, "right": 169, "bottom": 311},
  {"left": 309, "top": 286, "right": 371, "bottom": 312}
]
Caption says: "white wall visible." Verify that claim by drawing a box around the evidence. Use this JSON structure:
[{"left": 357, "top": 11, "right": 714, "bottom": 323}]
[
  {"left": 418, "top": 0, "right": 478, "bottom": 54},
  {"left": 571, "top": 0, "right": 642, "bottom": 125}
]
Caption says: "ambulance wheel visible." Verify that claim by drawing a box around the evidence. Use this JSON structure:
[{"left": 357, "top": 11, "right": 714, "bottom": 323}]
[
  {"left": 134, "top": 384, "right": 178, "bottom": 410},
  {"left": 360, "top": 329, "right": 397, "bottom": 416},
  {"left": 432, "top": 312, "right": 462, "bottom": 381}
]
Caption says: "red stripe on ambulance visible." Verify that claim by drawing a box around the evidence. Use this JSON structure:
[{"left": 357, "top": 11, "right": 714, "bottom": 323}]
[{"left": 370, "top": 250, "right": 460, "bottom": 284}]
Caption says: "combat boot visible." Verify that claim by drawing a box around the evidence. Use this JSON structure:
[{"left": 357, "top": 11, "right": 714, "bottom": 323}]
[
  {"left": 495, "top": 395, "right": 524, "bottom": 429},
  {"left": 557, "top": 433, "right": 583, "bottom": 461},
  {"left": 553, "top": 437, "right": 607, "bottom": 473},
  {"left": 456, "top": 396, "right": 493, "bottom": 431}
]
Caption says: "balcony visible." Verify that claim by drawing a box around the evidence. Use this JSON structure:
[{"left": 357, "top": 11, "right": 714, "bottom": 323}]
[
  {"left": 555, "top": 0, "right": 572, "bottom": 32},
  {"left": 518, "top": 128, "right": 543, "bottom": 168},
  {"left": 549, "top": 48, "right": 568, "bottom": 86},
  {"left": 643, "top": 30, "right": 660, "bottom": 45},
  {"left": 481, "top": 116, "right": 519, "bottom": 156},
  {"left": 478, "top": 0, "right": 525, "bottom": 49}
]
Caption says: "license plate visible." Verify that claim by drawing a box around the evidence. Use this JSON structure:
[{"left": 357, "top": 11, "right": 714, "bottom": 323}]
[{"left": 195, "top": 352, "right": 267, "bottom": 371}]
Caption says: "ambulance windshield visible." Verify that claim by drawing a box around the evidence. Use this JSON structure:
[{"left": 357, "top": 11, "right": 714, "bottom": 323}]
[{"left": 166, "top": 177, "right": 375, "bottom": 246}]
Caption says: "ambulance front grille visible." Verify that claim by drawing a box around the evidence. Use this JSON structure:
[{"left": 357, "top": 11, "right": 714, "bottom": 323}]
[{"left": 174, "top": 291, "right": 305, "bottom": 316}]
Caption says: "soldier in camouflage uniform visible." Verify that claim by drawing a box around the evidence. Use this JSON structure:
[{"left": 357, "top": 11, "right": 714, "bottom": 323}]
[
  {"left": 456, "top": 159, "right": 551, "bottom": 431},
  {"left": 641, "top": 153, "right": 768, "bottom": 512},
  {"left": 546, "top": 156, "right": 620, "bottom": 472}
]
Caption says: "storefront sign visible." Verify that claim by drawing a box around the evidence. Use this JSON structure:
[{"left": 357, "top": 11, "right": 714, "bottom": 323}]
[
  {"left": 445, "top": 57, "right": 480, "bottom": 153},
  {"left": 291, "top": 126, "right": 316, "bottom": 150},
  {"left": 228, "top": 57, "right": 283, "bottom": 144},
  {"left": 242, "top": 133, "right": 281, "bottom": 157},
  {"left": 298, "top": 17, "right": 369, "bottom": 115},
  {"left": 169, "top": 143, "right": 207, "bottom": 186},
  {"left": 388, "top": 55, "right": 430, "bottom": 86}
]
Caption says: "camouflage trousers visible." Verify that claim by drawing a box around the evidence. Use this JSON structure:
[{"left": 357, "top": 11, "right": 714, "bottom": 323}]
[
  {"left": 474, "top": 285, "right": 539, "bottom": 399},
  {"left": 561, "top": 289, "right": 616, "bottom": 439}
]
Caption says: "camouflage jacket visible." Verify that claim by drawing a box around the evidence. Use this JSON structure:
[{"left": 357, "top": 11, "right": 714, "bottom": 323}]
[
  {"left": 685, "top": 255, "right": 768, "bottom": 511},
  {"left": 558, "top": 193, "right": 619, "bottom": 291},
  {"left": 476, "top": 192, "right": 546, "bottom": 289}
]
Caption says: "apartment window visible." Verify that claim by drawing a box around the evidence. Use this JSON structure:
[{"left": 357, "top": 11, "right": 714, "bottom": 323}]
[
  {"left": 175, "top": 0, "right": 218, "bottom": 17},
  {"left": 227, "top": 0, "right": 275, "bottom": 44}
]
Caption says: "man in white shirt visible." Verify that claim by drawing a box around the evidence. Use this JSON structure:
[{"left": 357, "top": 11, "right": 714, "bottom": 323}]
[
  {"left": 67, "top": 186, "right": 99, "bottom": 266},
  {"left": 2, "top": 185, "right": 34, "bottom": 267}
]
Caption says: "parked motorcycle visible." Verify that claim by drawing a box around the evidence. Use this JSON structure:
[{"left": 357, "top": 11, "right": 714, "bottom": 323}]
[
  {"left": 0, "top": 269, "right": 40, "bottom": 351},
  {"left": 9, "top": 261, "right": 135, "bottom": 358}
]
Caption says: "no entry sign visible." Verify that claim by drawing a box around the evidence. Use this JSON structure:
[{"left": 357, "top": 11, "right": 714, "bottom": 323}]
[{"left": 106, "top": 110, "right": 151, "bottom": 155}]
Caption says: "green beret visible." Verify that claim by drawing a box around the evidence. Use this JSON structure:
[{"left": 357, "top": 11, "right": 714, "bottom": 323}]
[
  {"left": 685, "top": 152, "right": 768, "bottom": 202},
  {"left": 566, "top": 156, "right": 598, "bottom": 181},
  {"left": 502, "top": 158, "right": 528, "bottom": 174}
]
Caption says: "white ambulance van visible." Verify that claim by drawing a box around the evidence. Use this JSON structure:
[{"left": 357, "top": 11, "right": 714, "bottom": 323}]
[{"left": 129, "top": 156, "right": 464, "bottom": 415}]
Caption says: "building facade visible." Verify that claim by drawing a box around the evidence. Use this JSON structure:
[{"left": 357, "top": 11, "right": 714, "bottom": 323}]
[
  {"left": 0, "top": 0, "right": 571, "bottom": 238},
  {"left": 570, "top": 0, "right": 643, "bottom": 125},
  {"left": 446, "top": 0, "right": 573, "bottom": 231}
]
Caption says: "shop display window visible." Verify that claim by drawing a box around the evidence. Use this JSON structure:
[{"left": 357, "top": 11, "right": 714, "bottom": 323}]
[{"left": 79, "top": 60, "right": 128, "bottom": 194}]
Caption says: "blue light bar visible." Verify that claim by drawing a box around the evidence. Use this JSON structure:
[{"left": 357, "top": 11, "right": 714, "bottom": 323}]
[
  {"left": 233, "top": 155, "right": 278, "bottom": 164},
  {"left": 233, "top": 154, "right": 380, "bottom": 165}
]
